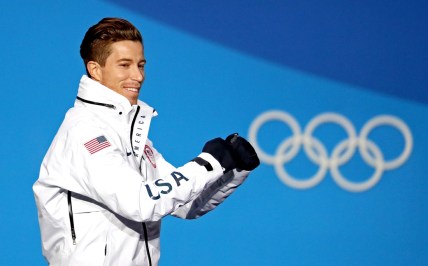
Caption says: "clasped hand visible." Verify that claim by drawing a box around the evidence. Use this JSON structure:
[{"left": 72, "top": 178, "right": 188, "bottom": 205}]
[{"left": 203, "top": 133, "right": 260, "bottom": 173}]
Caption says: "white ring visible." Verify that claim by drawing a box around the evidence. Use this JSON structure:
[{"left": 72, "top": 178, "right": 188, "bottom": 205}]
[
  {"left": 274, "top": 135, "right": 328, "bottom": 189},
  {"left": 330, "top": 139, "right": 384, "bottom": 192},
  {"left": 248, "top": 110, "right": 301, "bottom": 165},
  {"left": 359, "top": 115, "right": 413, "bottom": 170},
  {"left": 304, "top": 112, "right": 357, "bottom": 166}
]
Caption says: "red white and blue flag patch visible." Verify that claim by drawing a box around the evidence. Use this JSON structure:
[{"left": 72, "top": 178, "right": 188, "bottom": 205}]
[{"left": 84, "top": 135, "right": 111, "bottom": 154}]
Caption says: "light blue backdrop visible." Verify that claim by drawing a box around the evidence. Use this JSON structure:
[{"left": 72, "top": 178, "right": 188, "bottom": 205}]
[{"left": 0, "top": 1, "right": 427, "bottom": 265}]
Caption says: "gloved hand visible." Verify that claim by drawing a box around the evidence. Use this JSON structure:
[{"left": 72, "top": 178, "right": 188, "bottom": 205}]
[
  {"left": 202, "top": 138, "right": 236, "bottom": 173},
  {"left": 202, "top": 134, "right": 260, "bottom": 173},
  {"left": 225, "top": 133, "right": 260, "bottom": 171}
]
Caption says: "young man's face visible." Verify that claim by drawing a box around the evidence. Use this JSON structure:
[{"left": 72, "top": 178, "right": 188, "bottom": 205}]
[{"left": 91, "top": 40, "right": 146, "bottom": 105}]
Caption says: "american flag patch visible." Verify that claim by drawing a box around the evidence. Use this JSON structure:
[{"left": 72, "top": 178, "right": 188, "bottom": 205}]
[{"left": 84, "top": 135, "right": 111, "bottom": 154}]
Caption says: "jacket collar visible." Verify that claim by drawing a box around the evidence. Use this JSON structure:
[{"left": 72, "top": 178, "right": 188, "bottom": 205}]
[{"left": 76, "top": 75, "right": 156, "bottom": 116}]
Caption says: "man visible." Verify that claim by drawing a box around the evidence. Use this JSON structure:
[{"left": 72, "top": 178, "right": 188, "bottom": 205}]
[{"left": 33, "top": 17, "right": 259, "bottom": 265}]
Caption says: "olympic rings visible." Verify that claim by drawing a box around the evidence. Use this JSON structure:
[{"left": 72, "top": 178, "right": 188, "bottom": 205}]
[{"left": 248, "top": 110, "right": 413, "bottom": 192}]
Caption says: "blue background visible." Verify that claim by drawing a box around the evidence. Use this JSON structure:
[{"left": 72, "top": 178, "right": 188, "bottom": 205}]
[{"left": 0, "top": 0, "right": 427, "bottom": 265}]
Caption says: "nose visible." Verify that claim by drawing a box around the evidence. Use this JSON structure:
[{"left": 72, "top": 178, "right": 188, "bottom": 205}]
[{"left": 131, "top": 65, "right": 144, "bottom": 83}]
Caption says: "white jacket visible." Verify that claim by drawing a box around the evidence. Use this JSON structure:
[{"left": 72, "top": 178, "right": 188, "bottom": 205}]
[{"left": 33, "top": 75, "right": 250, "bottom": 266}]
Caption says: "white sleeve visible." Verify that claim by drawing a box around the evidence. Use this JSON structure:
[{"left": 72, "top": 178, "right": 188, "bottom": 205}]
[
  {"left": 149, "top": 140, "right": 252, "bottom": 220},
  {"left": 171, "top": 169, "right": 250, "bottom": 219}
]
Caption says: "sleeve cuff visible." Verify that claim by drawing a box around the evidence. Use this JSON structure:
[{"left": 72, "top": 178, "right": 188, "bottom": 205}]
[
  {"left": 191, "top": 157, "right": 213, "bottom": 171},
  {"left": 197, "top": 152, "right": 225, "bottom": 174}
]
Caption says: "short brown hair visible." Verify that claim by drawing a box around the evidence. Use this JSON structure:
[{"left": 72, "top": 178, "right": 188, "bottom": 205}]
[{"left": 80, "top": 17, "right": 143, "bottom": 75}]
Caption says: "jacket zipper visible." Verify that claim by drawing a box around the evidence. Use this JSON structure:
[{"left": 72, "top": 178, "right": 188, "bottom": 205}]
[
  {"left": 76, "top": 96, "right": 116, "bottom": 109},
  {"left": 142, "top": 223, "right": 153, "bottom": 266},
  {"left": 67, "top": 191, "right": 76, "bottom": 245},
  {"left": 130, "top": 106, "right": 152, "bottom": 266},
  {"left": 130, "top": 105, "right": 140, "bottom": 156}
]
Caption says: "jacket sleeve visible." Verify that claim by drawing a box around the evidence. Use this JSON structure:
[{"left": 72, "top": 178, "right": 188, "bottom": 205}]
[
  {"left": 39, "top": 122, "right": 224, "bottom": 222},
  {"left": 145, "top": 139, "right": 252, "bottom": 220},
  {"left": 170, "top": 169, "right": 250, "bottom": 219}
]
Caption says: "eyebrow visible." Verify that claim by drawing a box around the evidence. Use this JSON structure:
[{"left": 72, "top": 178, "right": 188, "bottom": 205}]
[{"left": 117, "top": 58, "right": 147, "bottom": 64}]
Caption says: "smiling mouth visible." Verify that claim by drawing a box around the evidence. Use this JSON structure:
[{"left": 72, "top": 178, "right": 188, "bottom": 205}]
[{"left": 124, "top": 87, "right": 139, "bottom": 93}]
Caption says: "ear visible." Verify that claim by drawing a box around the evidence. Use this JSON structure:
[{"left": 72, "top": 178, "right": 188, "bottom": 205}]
[{"left": 87, "top": 61, "right": 102, "bottom": 81}]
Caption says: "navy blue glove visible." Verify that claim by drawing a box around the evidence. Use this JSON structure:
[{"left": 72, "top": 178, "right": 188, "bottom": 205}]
[
  {"left": 225, "top": 133, "right": 260, "bottom": 171},
  {"left": 202, "top": 134, "right": 260, "bottom": 173},
  {"left": 202, "top": 138, "right": 236, "bottom": 173}
]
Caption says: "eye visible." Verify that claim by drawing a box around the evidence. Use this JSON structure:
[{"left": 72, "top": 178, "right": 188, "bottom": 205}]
[{"left": 119, "top": 63, "right": 130, "bottom": 68}]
